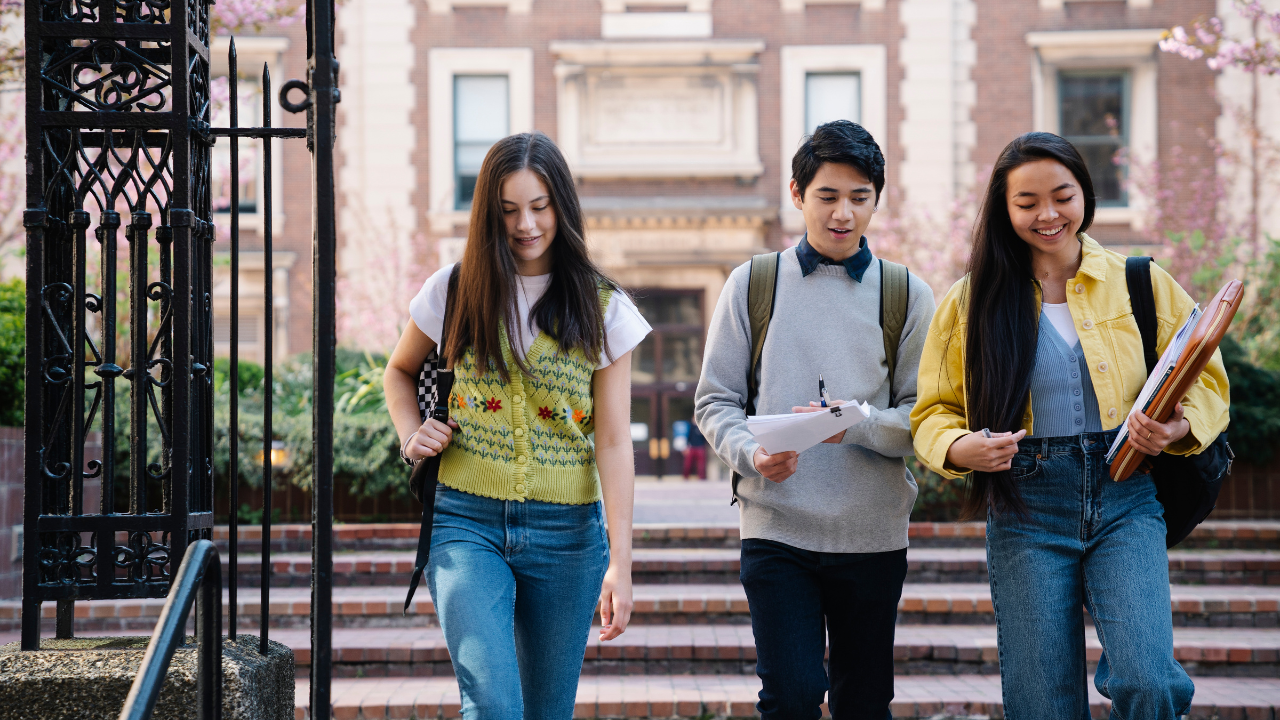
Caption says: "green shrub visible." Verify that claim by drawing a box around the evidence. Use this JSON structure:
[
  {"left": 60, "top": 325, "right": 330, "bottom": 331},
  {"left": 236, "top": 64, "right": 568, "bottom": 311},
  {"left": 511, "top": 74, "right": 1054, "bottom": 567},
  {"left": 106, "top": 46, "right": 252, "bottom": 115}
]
[
  {"left": 1221, "top": 334, "right": 1280, "bottom": 466},
  {"left": 909, "top": 457, "right": 966, "bottom": 522},
  {"left": 0, "top": 279, "right": 23, "bottom": 427}
]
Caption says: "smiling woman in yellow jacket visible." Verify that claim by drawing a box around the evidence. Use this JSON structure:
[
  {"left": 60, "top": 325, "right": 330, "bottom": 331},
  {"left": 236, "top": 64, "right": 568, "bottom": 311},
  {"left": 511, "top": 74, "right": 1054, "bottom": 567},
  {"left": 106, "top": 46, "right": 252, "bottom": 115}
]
[{"left": 910, "top": 132, "right": 1229, "bottom": 720}]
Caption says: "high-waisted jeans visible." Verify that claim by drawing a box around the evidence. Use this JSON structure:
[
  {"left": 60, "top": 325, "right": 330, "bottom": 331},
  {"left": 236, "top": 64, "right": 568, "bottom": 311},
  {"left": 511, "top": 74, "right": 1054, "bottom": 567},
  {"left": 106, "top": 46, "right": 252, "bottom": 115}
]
[
  {"left": 427, "top": 485, "right": 609, "bottom": 720},
  {"left": 988, "top": 430, "right": 1193, "bottom": 720}
]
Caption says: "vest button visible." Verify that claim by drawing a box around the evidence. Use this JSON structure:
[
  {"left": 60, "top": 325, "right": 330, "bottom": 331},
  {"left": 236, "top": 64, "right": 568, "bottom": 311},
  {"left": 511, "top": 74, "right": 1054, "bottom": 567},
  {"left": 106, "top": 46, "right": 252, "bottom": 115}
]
[
  {"left": 518, "top": 455, "right": 527, "bottom": 464},
  {"left": 1075, "top": 283, "right": 1085, "bottom": 294},
  {"left": 1082, "top": 319, "right": 1093, "bottom": 330},
  {"left": 515, "top": 428, "right": 524, "bottom": 437},
  {"left": 515, "top": 484, "right": 526, "bottom": 493},
  {"left": 513, "top": 394, "right": 523, "bottom": 403}
]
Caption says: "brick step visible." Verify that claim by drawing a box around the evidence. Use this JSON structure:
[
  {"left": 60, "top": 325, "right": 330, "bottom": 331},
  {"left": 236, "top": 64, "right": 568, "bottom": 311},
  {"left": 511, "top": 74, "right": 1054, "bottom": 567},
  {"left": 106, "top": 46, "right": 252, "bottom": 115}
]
[
  {"left": 230, "top": 548, "right": 1280, "bottom": 588},
  {"left": 10, "top": 582, "right": 1279, "bottom": 633},
  {"left": 293, "top": 674, "right": 1280, "bottom": 720},
  {"left": 214, "top": 521, "right": 1280, "bottom": 554},
  {"left": 270, "top": 625, "right": 1280, "bottom": 679}
]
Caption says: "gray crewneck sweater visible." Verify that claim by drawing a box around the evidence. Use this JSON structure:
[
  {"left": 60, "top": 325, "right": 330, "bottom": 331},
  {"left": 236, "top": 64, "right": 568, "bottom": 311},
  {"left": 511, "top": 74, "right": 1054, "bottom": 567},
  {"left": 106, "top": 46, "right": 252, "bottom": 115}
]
[{"left": 694, "top": 247, "right": 936, "bottom": 553}]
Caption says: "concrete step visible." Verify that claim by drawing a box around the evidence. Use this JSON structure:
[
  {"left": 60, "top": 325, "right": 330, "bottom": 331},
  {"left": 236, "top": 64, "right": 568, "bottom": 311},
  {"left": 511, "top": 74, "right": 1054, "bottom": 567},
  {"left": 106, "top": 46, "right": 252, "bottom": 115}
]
[
  {"left": 10, "top": 582, "right": 1280, "bottom": 633},
  {"left": 271, "top": 625, "right": 1280, "bottom": 679},
  {"left": 214, "top": 520, "right": 1280, "bottom": 554},
  {"left": 293, "top": 674, "right": 1280, "bottom": 720},
  {"left": 229, "top": 548, "right": 1280, "bottom": 588}
]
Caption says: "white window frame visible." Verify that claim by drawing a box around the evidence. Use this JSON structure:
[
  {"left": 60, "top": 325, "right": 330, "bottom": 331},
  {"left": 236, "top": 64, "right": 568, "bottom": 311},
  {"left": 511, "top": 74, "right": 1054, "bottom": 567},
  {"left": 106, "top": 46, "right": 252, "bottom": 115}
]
[
  {"left": 427, "top": 0, "right": 532, "bottom": 14},
  {"left": 781, "top": 0, "right": 885, "bottom": 12},
  {"left": 1039, "top": 0, "right": 1150, "bottom": 10},
  {"left": 1028, "top": 29, "right": 1162, "bottom": 228},
  {"left": 779, "top": 45, "right": 887, "bottom": 233},
  {"left": 210, "top": 36, "right": 290, "bottom": 235},
  {"left": 427, "top": 48, "right": 534, "bottom": 231}
]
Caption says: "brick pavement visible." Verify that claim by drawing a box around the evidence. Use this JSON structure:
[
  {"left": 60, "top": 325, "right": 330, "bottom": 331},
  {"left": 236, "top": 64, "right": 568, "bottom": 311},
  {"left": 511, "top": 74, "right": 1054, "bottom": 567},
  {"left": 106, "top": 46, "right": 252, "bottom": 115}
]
[{"left": 292, "top": 674, "right": 1280, "bottom": 719}]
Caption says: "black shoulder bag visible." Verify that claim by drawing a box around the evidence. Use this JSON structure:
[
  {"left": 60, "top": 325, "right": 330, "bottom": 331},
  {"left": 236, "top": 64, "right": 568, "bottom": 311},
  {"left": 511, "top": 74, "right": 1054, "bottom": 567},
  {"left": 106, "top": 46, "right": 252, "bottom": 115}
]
[
  {"left": 1125, "top": 257, "right": 1234, "bottom": 548},
  {"left": 403, "top": 264, "right": 461, "bottom": 613}
]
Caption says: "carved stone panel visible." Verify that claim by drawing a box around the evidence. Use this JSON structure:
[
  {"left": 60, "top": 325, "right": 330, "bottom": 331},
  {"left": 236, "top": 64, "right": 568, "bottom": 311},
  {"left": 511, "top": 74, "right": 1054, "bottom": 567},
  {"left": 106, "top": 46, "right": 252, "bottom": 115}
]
[{"left": 552, "top": 41, "right": 764, "bottom": 179}]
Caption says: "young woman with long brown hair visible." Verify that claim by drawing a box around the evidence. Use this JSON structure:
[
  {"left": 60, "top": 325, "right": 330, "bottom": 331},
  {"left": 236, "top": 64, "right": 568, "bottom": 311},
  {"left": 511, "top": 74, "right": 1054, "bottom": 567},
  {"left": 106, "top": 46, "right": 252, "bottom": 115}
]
[
  {"left": 911, "top": 132, "right": 1230, "bottom": 718},
  {"left": 383, "top": 132, "right": 651, "bottom": 720}
]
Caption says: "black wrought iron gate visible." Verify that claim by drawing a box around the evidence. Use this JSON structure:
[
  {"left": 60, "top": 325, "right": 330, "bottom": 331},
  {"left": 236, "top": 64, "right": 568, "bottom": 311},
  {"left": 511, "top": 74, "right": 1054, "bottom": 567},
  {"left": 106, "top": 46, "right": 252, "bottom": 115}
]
[{"left": 21, "top": 0, "right": 340, "bottom": 713}]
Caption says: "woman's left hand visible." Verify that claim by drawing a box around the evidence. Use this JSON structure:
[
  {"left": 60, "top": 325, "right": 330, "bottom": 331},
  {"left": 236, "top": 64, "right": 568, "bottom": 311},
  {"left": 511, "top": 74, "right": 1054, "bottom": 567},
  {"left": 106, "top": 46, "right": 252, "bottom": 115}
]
[
  {"left": 1127, "top": 401, "right": 1191, "bottom": 456},
  {"left": 598, "top": 561, "right": 633, "bottom": 641}
]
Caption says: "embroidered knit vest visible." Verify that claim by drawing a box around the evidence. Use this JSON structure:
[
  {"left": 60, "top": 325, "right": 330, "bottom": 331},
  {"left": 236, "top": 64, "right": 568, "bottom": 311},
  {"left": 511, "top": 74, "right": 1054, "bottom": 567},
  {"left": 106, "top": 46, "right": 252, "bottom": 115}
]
[{"left": 438, "top": 288, "right": 613, "bottom": 505}]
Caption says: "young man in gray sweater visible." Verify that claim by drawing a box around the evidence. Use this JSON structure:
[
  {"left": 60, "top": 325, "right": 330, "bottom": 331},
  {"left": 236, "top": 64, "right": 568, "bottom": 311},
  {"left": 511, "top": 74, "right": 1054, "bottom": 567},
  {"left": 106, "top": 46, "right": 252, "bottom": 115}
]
[{"left": 694, "top": 120, "right": 936, "bottom": 720}]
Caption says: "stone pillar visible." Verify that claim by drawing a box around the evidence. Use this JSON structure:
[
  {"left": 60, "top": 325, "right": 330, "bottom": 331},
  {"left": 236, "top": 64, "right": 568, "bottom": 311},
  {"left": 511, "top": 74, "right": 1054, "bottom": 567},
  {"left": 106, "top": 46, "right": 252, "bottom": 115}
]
[{"left": 0, "top": 636, "right": 295, "bottom": 720}]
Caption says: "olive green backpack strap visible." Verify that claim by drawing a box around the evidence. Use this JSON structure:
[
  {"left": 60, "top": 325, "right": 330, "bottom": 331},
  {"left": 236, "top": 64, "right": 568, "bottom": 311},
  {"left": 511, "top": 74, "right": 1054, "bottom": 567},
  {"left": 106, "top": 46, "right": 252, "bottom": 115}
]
[
  {"left": 878, "top": 259, "right": 910, "bottom": 390},
  {"left": 732, "top": 251, "right": 780, "bottom": 506}
]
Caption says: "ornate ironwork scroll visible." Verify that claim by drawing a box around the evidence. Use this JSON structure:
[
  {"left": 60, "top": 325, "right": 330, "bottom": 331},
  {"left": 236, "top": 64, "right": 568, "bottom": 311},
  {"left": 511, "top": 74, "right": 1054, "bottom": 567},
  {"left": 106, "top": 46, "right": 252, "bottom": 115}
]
[{"left": 22, "top": 0, "right": 214, "bottom": 649}]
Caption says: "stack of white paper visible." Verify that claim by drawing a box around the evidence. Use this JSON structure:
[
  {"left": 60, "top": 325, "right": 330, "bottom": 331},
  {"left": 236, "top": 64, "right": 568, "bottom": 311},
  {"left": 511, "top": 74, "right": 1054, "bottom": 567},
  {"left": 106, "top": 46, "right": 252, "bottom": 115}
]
[
  {"left": 1105, "top": 305, "right": 1202, "bottom": 462},
  {"left": 747, "top": 401, "right": 872, "bottom": 455}
]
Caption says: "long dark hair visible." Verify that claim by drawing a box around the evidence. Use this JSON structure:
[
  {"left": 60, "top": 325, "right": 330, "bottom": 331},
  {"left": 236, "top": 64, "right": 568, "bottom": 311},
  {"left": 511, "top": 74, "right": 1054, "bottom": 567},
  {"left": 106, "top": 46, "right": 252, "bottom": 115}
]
[
  {"left": 960, "top": 132, "right": 1097, "bottom": 519},
  {"left": 444, "top": 131, "right": 617, "bottom": 380}
]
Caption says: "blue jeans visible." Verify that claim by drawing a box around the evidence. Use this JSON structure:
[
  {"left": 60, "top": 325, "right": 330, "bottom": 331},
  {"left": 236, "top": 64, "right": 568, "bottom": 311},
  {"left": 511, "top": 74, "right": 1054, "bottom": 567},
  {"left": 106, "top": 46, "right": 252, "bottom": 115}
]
[
  {"left": 989, "top": 431, "right": 1194, "bottom": 720},
  {"left": 427, "top": 485, "right": 609, "bottom": 720},
  {"left": 740, "top": 539, "right": 907, "bottom": 720}
]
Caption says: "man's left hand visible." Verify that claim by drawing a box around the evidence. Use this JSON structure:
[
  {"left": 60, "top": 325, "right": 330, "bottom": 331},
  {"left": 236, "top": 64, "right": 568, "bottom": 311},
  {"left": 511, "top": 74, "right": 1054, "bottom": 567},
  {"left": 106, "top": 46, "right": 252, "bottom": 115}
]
[
  {"left": 1127, "top": 401, "right": 1191, "bottom": 456},
  {"left": 792, "top": 400, "right": 847, "bottom": 444}
]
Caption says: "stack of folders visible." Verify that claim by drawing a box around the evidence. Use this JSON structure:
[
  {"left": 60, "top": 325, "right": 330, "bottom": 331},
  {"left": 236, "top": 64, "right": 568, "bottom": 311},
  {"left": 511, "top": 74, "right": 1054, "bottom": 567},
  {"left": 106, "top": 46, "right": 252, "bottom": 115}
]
[
  {"left": 1106, "top": 278, "right": 1245, "bottom": 481},
  {"left": 747, "top": 400, "right": 871, "bottom": 455}
]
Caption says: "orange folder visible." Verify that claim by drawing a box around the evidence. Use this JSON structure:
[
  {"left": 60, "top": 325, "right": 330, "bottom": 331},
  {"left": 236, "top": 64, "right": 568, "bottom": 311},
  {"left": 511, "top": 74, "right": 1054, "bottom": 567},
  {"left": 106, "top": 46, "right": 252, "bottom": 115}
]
[{"left": 1109, "top": 278, "right": 1244, "bottom": 481}]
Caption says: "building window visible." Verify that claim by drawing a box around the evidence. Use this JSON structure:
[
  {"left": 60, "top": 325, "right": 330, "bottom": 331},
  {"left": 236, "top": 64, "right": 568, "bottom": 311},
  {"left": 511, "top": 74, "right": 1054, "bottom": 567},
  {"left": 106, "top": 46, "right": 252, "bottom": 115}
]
[
  {"left": 454, "top": 75, "right": 509, "bottom": 210},
  {"left": 211, "top": 72, "right": 263, "bottom": 215},
  {"left": 1058, "top": 70, "right": 1130, "bottom": 207},
  {"left": 805, "top": 72, "right": 860, "bottom": 134}
]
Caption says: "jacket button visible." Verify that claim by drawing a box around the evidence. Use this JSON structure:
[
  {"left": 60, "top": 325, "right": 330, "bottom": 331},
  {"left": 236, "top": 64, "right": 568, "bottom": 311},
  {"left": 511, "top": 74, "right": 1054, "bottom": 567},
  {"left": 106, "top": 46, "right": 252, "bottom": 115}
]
[
  {"left": 1109, "top": 408, "right": 1117, "bottom": 418},
  {"left": 1082, "top": 319, "right": 1093, "bottom": 330},
  {"left": 515, "top": 483, "right": 526, "bottom": 493},
  {"left": 518, "top": 455, "right": 527, "bottom": 464},
  {"left": 1075, "top": 284, "right": 1085, "bottom": 293},
  {"left": 515, "top": 428, "right": 524, "bottom": 437},
  {"left": 513, "top": 394, "right": 523, "bottom": 404},
  {"left": 1097, "top": 362, "right": 1108, "bottom": 372}
]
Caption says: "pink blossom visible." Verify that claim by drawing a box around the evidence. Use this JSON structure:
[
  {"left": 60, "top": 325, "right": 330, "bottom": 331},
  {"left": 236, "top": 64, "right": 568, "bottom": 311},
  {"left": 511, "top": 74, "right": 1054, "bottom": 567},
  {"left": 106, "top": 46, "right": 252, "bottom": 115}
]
[{"left": 211, "top": 0, "right": 304, "bottom": 36}]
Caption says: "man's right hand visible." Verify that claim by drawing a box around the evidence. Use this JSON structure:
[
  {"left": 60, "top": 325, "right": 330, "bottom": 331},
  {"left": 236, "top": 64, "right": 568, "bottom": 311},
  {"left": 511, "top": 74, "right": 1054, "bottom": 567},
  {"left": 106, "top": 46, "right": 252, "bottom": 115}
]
[{"left": 753, "top": 446, "right": 798, "bottom": 483}]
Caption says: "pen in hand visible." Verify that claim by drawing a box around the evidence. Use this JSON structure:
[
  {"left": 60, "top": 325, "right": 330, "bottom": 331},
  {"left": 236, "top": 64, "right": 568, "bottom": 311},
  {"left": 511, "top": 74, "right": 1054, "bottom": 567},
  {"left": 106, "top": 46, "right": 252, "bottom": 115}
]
[
  {"left": 982, "top": 428, "right": 992, "bottom": 438},
  {"left": 818, "top": 374, "right": 831, "bottom": 408}
]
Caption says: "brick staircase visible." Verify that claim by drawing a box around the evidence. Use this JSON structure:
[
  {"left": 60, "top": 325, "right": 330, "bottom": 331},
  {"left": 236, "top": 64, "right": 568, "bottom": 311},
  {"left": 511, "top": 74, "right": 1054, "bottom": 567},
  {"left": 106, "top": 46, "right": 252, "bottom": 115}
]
[{"left": 4, "top": 519, "right": 1280, "bottom": 718}]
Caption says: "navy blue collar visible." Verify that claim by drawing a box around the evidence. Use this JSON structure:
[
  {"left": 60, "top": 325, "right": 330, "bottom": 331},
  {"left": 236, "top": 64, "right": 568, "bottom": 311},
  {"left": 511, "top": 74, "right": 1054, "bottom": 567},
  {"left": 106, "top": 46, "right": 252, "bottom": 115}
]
[{"left": 796, "top": 234, "right": 873, "bottom": 282}]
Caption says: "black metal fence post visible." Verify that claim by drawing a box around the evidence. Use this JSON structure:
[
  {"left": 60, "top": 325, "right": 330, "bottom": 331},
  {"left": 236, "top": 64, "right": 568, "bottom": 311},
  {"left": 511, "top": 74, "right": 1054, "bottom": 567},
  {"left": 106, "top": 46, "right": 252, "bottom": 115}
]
[{"left": 309, "top": 0, "right": 340, "bottom": 712}]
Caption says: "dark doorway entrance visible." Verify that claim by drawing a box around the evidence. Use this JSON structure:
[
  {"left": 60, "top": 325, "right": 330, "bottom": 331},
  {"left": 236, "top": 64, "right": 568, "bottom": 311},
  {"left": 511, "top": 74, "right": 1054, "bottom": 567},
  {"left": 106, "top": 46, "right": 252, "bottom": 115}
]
[{"left": 629, "top": 290, "right": 703, "bottom": 479}]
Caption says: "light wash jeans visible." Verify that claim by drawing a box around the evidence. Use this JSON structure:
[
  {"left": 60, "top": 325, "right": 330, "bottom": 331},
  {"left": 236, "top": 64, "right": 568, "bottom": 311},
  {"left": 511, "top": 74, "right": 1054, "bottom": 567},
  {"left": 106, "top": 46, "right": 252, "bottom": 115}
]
[
  {"left": 988, "top": 430, "right": 1194, "bottom": 720},
  {"left": 427, "top": 485, "right": 609, "bottom": 720}
]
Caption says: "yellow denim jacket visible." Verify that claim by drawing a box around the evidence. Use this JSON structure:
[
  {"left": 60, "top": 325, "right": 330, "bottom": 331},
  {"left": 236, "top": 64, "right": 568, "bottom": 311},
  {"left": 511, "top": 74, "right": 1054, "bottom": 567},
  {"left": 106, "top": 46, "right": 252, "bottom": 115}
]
[{"left": 910, "top": 234, "right": 1231, "bottom": 480}]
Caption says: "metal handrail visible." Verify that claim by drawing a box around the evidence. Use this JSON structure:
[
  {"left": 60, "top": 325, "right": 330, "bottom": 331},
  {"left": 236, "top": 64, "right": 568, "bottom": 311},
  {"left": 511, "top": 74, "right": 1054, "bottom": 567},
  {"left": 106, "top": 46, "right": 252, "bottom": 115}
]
[{"left": 118, "top": 539, "right": 223, "bottom": 720}]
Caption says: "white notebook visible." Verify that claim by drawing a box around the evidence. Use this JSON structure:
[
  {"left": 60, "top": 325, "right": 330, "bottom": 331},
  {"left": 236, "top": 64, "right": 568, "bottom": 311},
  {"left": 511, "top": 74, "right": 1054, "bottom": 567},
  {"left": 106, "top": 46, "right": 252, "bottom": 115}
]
[{"left": 747, "top": 400, "right": 871, "bottom": 455}]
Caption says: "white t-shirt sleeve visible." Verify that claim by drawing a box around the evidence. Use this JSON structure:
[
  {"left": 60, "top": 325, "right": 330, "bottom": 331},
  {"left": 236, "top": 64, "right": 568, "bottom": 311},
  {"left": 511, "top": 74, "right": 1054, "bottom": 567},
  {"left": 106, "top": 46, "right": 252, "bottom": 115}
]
[
  {"left": 599, "top": 290, "right": 652, "bottom": 369},
  {"left": 408, "top": 263, "right": 456, "bottom": 344}
]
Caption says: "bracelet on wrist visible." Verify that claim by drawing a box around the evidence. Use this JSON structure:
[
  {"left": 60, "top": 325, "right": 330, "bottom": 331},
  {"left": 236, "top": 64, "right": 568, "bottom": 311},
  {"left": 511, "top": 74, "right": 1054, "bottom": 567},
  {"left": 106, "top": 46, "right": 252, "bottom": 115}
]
[{"left": 400, "top": 432, "right": 417, "bottom": 466}]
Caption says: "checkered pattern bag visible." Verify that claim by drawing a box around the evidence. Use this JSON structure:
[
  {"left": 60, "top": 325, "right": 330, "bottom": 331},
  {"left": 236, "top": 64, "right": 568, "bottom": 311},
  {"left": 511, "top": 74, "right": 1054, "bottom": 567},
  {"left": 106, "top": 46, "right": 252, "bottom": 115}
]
[
  {"left": 416, "top": 350, "right": 441, "bottom": 424},
  {"left": 416, "top": 264, "right": 461, "bottom": 425}
]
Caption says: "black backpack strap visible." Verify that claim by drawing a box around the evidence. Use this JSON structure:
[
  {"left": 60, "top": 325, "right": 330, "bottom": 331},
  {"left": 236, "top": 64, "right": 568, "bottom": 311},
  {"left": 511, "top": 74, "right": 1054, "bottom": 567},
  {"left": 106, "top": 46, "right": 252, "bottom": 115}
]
[
  {"left": 732, "top": 252, "right": 780, "bottom": 506},
  {"left": 404, "top": 263, "right": 461, "bottom": 614},
  {"left": 1125, "top": 256, "right": 1159, "bottom": 375}
]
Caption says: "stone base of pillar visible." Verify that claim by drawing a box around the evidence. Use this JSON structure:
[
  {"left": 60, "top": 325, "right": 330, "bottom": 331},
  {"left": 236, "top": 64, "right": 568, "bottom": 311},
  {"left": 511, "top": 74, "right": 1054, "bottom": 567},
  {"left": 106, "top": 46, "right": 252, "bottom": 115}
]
[{"left": 0, "top": 635, "right": 294, "bottom": 720}]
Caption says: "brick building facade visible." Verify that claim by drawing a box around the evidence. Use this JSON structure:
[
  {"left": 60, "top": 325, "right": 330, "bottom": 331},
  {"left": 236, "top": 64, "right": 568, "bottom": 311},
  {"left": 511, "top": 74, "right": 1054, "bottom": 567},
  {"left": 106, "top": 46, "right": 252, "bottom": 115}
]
[{"left": 219, "top": 0, "right": 1278, "bottom": 476}]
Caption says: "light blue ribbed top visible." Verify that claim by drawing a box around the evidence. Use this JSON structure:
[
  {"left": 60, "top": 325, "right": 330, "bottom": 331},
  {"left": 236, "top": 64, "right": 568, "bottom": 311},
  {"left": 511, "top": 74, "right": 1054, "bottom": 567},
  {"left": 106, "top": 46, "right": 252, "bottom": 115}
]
[{"left": 1029, "top": 309, "right": 1104, "bottom": 438}]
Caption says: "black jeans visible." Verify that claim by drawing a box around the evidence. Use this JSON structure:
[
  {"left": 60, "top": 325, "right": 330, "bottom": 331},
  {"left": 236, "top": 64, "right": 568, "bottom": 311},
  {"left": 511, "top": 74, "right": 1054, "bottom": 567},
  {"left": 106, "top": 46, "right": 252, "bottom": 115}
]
[{"left": 740, "top": 539, "right": 908, "bottom": 720}]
